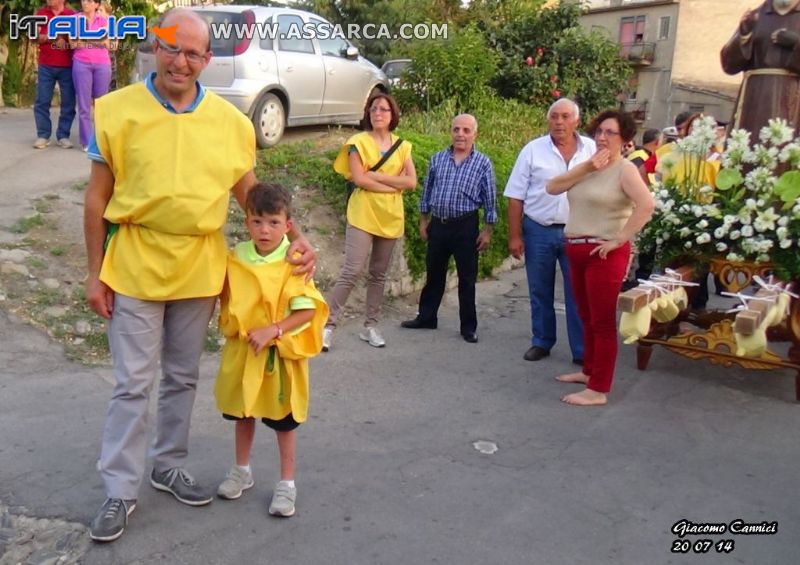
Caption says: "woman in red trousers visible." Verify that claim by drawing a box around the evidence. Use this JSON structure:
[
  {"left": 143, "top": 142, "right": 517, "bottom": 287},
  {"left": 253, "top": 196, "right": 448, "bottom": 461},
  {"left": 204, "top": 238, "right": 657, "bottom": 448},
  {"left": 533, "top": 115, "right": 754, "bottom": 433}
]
[{"left": 546, "top": 110, "right": 655, "bottom": 406}]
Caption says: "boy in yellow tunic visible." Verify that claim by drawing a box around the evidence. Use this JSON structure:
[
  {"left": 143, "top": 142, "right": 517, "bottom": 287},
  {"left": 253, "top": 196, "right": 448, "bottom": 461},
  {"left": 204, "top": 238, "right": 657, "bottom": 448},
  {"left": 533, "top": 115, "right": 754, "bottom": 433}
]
[{"left": 214, "top": 184, "right": 328, "bottom": 517}]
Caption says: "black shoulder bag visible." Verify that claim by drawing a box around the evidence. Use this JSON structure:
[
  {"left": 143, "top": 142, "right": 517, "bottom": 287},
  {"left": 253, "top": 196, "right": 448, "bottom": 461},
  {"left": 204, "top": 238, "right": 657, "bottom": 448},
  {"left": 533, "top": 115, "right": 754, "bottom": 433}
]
[{"left": 346, "top": 138, "right": 405, "bottom": 201}]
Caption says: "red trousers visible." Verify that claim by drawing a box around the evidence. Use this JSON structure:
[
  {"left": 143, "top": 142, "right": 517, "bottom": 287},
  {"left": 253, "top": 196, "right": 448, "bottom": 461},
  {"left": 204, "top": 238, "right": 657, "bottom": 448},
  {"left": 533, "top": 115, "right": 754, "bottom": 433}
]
[{"left": 565, "top": 241, "right": 631, "bottom": 393}]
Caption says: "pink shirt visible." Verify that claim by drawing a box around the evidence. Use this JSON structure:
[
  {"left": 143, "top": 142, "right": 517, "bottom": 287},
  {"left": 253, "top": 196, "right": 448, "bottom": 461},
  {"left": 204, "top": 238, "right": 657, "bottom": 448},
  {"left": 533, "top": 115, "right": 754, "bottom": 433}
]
[{"left": 72, "top": 14, "right": 111, "bottom": 65}]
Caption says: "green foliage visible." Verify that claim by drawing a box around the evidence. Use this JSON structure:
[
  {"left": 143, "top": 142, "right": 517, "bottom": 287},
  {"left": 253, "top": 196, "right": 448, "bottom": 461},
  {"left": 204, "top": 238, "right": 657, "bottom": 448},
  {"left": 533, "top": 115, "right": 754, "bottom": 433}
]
[
  {"left": 390, "top": 26, "right": 497, "bottom": 114},
  {"left": 485, "top": 2, "right": 631, "bottom": 118}
]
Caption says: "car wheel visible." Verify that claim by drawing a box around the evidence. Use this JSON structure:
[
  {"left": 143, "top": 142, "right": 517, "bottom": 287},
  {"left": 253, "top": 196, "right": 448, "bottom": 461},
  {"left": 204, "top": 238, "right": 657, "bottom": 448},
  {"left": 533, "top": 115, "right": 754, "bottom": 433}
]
[{"left": 253, "top": 93, "right": 285, "bottom": 148}]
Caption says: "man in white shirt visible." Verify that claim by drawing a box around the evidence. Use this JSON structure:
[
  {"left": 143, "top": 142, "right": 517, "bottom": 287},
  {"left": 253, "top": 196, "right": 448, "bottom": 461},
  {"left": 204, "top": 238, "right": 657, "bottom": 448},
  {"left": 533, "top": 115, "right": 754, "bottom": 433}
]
[{"left": 504, "top": 98, "right": 595, "bottom": 364}]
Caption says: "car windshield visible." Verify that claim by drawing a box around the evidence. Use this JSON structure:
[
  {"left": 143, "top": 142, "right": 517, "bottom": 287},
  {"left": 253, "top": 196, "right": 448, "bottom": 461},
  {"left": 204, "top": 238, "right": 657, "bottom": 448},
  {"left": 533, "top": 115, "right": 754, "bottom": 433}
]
[{"left": 382, "top": 61, "right": 410, "bottom": 79}]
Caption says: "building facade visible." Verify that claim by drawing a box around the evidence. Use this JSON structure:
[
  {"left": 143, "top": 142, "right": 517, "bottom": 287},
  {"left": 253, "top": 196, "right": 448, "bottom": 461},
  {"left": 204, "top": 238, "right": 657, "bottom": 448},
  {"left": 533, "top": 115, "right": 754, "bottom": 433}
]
[{"left": 575, "top": 0, "right": 758, "bottom": 131}]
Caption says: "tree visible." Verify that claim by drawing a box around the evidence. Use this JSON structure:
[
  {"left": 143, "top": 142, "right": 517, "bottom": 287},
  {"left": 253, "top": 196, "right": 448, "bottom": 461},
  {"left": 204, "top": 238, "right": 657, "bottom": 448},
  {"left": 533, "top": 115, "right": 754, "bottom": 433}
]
[{"left": 486, "top": 2, "right": 632, "bottom": 118}]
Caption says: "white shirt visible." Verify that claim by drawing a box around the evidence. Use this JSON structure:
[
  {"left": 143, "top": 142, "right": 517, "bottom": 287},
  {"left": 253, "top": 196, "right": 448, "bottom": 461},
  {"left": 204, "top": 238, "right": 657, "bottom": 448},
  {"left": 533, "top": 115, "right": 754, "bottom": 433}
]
[{"left": 503, "top": 133, "right": 596, "bottom": 225}]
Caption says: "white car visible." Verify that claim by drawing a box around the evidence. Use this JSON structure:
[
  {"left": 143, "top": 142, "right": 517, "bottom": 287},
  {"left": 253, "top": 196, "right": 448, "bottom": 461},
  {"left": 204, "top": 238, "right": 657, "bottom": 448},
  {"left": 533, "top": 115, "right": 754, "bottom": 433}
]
[{"left": 133, "top": 6, "right": 388, "bottom": 147}]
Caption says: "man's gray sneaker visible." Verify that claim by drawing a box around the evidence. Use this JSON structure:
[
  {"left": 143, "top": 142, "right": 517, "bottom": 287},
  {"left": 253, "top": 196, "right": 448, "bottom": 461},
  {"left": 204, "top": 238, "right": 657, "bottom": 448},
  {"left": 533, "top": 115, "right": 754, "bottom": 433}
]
[
  {"left": 268, "top": 482, "right": 297, "bottom": 517},
  {"left": 217, "top": 465, "right": 254, "bottom": 500},
  {"left": 89, "top": 498, "right": 136, "bottom": 542},
  {"left": 150, "top": 467, "right": 213, "bottom": 506}
]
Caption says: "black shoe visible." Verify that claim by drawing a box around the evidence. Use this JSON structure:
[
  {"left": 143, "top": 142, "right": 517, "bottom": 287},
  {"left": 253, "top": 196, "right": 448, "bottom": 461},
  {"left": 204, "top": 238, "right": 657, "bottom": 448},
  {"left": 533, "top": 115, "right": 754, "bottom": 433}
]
[
  {"left": 150, "top": 468, "right": 213, "bottom": 506},
  {"left": 462, "top": 332, "right": 478, "bottom": 343},
  {"left": 523, "top": 346, "right": 550, "bottom": 361},
  {"left": 401, "top": 317, "right": 438, "bottom": 329},
  {"left": 89, "top": 498, "right": 137, "bottom": 542},
  {"left": 572, "top": 358, "right": 584, "bottom": 366}
]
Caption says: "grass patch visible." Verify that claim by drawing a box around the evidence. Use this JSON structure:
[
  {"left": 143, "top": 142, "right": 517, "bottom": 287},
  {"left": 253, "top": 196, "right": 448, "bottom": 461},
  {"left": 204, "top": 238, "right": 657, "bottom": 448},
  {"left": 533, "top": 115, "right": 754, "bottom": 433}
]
[
  {"left": 10, "top": 214, "right": 45, "bottom": 234},
  {"left": 72, "top": 181, "right": 88, "bottom": 192},
  {"left": 27, "top": 256, "right": 46, "bottom": 269},
  {"left": 50, "top": 247, "right": 66, "bottom": 256}
]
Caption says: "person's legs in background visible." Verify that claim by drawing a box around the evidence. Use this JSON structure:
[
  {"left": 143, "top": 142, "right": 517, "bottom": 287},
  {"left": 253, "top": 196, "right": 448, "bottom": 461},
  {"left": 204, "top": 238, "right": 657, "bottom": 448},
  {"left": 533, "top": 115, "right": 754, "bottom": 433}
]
[
  {"left": 33, "top": 65, "right": 58, "bottom": 145},
  {"left": 54, "top": 66, "right": 76, "bottom": 144}
]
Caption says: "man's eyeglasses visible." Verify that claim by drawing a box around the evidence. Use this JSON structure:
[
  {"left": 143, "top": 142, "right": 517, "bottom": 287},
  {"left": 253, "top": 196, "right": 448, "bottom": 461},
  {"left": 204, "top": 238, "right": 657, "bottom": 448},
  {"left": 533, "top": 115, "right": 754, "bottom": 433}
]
[
  {"left": 594, "top": 128, "right": 620, "bottom": 138},
  {"left": 156, "top": 38, "right": 207, "bottom": 65}
]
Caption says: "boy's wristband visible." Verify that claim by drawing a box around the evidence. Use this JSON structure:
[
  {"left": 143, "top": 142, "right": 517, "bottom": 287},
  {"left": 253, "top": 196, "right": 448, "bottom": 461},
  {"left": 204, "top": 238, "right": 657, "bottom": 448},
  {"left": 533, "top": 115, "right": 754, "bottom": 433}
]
[{"left": 274, "top": 323, "right": 283, "bottom": 340}]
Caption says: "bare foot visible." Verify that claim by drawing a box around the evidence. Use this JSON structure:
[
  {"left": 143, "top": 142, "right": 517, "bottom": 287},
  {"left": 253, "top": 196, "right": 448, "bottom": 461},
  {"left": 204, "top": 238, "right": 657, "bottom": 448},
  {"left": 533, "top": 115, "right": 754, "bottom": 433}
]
[
  {"left": 561, "top": 388, "right": 608, "bottom": 406},
  {"left": 555, "top": 371, "right": 589, "bottom": 384}
]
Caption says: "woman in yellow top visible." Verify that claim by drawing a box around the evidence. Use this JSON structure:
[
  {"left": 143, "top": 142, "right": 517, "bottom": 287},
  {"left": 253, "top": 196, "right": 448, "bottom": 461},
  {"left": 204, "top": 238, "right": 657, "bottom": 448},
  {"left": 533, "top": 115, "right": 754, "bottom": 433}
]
[{"left": 324, "top": 93, "right": 416, "bottom": 350}]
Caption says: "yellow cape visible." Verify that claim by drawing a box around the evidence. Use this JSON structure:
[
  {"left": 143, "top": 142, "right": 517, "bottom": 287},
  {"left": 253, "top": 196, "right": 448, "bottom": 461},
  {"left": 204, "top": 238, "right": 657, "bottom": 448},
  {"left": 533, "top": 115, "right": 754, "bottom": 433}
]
[{"left": 214, "top": 252, "right": 328, "bottom": 422}]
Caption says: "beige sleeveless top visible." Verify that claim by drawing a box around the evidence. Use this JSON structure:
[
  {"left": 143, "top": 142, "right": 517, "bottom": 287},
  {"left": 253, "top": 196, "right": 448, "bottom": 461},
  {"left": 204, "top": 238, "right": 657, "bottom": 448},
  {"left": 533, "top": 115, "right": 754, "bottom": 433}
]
[{"left": 565, "top": 159, "right": 634, "bottom": 240}]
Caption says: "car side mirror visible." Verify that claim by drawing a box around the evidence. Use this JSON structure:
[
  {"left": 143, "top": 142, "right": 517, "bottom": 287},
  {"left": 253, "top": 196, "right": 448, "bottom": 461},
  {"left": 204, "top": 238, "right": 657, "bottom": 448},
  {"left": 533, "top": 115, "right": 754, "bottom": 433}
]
[{"left": 345, "top": 45, "right": 359, "bottom": 59}]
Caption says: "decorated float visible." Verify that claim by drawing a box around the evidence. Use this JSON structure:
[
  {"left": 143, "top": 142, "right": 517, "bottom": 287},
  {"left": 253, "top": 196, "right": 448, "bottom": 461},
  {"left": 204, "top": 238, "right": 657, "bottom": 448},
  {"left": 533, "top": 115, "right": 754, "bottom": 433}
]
[{"left": 618, "top": 116, "right": 800, "bottom": 400}]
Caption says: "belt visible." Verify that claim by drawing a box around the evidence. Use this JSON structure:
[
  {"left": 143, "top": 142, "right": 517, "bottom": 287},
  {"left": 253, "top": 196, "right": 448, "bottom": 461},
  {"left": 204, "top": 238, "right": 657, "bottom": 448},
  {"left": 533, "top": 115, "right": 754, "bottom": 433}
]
[
  {"left": 432, "top": 210, "right": 478, "bottom": 224},
  {"left": 566, "top": 237, "right": 603, "bottom": 244}
]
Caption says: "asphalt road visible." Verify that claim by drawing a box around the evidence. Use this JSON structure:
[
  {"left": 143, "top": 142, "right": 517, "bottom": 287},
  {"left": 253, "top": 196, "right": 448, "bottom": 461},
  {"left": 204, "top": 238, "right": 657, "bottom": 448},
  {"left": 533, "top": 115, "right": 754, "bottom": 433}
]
[{"left": 1, "top": 107, "right": 799, "bottom": 565}]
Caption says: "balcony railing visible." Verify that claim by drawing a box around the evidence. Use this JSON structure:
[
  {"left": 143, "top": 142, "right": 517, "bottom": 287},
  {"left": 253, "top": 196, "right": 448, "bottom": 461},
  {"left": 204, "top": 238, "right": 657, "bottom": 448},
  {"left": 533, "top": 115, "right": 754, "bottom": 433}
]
[{"left": 619, "top": 42, "right": 656, "bottom": 65}]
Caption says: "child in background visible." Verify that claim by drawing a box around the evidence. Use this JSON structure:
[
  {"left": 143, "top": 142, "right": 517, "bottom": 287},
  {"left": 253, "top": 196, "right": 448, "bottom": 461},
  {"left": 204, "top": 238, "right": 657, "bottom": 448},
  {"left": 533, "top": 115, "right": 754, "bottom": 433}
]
[{"left": 214, "top": 183, "right": 328, "bottom": 517}]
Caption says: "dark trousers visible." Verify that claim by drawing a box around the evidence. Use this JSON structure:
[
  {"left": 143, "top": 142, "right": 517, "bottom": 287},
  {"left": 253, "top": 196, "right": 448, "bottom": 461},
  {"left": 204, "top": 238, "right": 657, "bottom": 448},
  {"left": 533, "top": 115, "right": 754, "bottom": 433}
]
[{"left": 417, "top": 212, "right": 479, "bottom": 334}]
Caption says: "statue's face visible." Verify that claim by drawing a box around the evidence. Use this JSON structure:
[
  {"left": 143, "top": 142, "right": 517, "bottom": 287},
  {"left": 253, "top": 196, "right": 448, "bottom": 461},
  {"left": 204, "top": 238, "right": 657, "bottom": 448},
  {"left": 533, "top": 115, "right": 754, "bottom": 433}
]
[{"left": 773, "top": 0, "right": 800, "bottom": 15}]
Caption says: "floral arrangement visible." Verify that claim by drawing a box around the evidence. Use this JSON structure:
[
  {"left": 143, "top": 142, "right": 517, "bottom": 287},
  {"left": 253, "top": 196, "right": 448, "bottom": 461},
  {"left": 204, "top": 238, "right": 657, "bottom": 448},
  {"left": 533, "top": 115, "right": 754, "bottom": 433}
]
[{"left": 640, "top": 116, "right": 800, "bottom": 281}]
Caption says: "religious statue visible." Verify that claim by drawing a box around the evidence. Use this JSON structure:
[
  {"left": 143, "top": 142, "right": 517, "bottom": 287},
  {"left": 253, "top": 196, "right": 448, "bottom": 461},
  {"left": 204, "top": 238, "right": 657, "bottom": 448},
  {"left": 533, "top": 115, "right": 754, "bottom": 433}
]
[{"left": 721, "top": 0, "right": 800, "bottom": 134}]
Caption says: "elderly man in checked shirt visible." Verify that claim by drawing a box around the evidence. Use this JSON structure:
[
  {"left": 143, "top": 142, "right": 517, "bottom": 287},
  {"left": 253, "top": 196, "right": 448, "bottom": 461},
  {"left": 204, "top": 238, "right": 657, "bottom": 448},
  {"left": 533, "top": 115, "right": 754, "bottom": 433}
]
[{"left": 401, "top": 114, "right": 497, "bottom": 343}]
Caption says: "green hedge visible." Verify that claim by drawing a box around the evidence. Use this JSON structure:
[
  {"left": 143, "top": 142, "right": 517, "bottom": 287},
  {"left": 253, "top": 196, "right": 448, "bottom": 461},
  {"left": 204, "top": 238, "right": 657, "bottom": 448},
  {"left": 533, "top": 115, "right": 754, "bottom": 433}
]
[{"left": 255, "top": 97, "right": 547, "bottom": 281}]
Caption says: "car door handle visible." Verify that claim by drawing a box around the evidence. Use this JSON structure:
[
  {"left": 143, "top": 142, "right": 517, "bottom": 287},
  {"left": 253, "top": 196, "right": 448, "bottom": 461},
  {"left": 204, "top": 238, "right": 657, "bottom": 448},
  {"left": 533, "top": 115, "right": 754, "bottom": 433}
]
[{"left": 286, "top": 66, "right": 294, "bottom": 72}]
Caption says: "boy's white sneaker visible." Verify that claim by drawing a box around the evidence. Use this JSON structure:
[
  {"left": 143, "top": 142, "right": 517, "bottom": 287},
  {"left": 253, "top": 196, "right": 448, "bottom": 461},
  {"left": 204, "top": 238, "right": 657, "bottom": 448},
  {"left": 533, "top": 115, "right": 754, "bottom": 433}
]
[
  {"left": 217, "top": 466, "right": 254, "bottom": 500},
  {"left": 322, "top": 327, "right": 333, "bottom": 352},
  {"left": 359, "top": 326, "right": 385, "bottom": 348},
  {"left": 269, "top": 482, "right": 296, "bottom": 517},
  {"left": 33, "top": 138, "right": 50, "bottom": 149}
]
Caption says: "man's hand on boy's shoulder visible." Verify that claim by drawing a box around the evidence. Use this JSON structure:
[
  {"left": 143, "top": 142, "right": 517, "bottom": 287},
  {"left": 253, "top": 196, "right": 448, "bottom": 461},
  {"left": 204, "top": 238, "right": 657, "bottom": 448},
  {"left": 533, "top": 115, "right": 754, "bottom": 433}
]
[{"left": 285, "top": 236, "right": 317, "bottom": 282}]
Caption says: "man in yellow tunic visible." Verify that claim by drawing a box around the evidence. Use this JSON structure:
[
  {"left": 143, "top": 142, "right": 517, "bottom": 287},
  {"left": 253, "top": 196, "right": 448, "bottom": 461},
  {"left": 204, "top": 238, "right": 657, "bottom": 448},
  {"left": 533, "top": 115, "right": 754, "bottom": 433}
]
[{"left": 83, "top": 9, "right": 315, "bottom": 542}]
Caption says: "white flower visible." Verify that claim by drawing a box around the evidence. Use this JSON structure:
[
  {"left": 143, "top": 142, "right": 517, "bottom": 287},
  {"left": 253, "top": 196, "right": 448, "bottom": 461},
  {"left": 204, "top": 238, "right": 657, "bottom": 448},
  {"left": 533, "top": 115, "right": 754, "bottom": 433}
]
[
  {"left": 698, "top": 219, "right": 709, "bottom": 229},
  {"left": 730, "top": 230, "right": 741, "bottom": 240},
  {"left": 751, "top": 145, "right": 779, "bottom": 169},
  {"left": 696, "top": 233, "right": 711, "bottom": 244},
  {"left": 714, "top": 227, "right": 727, "bottom": 238},
  {"left": 777, "top": 227, "right": 788, "bottom": 240},
  {"left": 778, "top": 216, "right": 790, "bottom": 227},
  {"left": 679, "top": 227, "right": 692, "bottom": 238},
  {"left": 778, "top": 142, "right": 800, "bottom": 166},
  {"left": 757, "top": 253, "right": 771, "bottom": 262},
  {"left": 759, "top": 118, "right": 794, "bottom": 146},
  {"left": 744, "top": 167, "right": 776, "bottom": 192},
  {"left": 716, "top": 242, "right": 728, "bottom": 252},
  {"left": 780, "top": 239, "right": 794, "bottom": 249},
  {"left": 745, "top": 198, "right": 758, "bottom": 211},
  {"left": 728, "top": 128, "right": 751, "bottom": 148},
  {"left": 699, "top": 185, "right": 713, "bottom": 194},
  {"left": 684, "top": 241, "right": 693, "bottom": 249},
  {"left": 692, "top": 205, "right": 704, "bottom": 218},
  {"left": 753, "top": 208, "right": 780, "bottom": 232},
  {"left": 741, "top": 225, "right": 754, "bottom": 237},
  {"left": 727, "top": 252, "right": 744, "bottom": 262}
]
